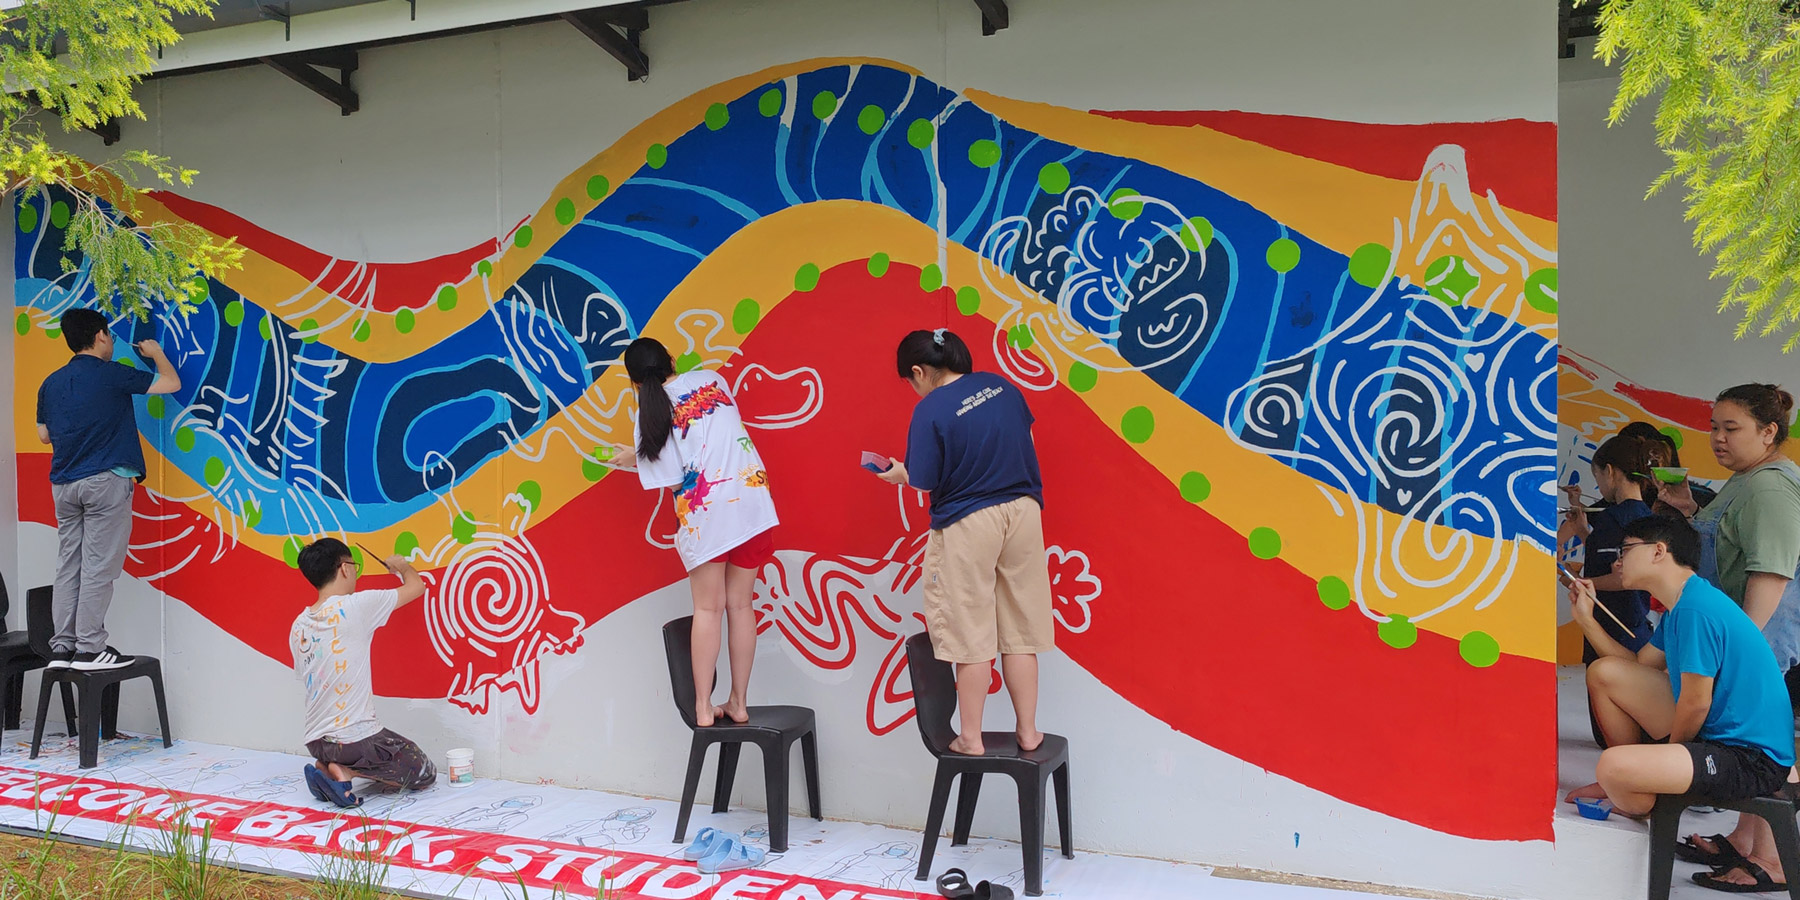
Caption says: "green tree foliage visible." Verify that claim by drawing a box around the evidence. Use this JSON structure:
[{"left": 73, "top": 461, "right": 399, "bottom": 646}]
[
  {"left": 1586, "top": 0, "right": 1800, "bottom": 348},
  {"left": 2, "top": 0, "right": 241, "bottom": 320}
]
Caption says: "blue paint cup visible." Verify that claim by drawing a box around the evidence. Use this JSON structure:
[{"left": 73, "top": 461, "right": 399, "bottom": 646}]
[{"left": 1575, "top": 797, "right": 1613, "bottom": 820}]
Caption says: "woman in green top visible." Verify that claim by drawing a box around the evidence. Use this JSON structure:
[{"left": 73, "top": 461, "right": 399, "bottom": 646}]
[{"left": 1671, "top": 383, "right": 1800, "bottom": 890}]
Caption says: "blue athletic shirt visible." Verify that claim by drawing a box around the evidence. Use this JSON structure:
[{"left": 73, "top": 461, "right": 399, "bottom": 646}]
[
  {"left": 1651, "top": 574, "right": 1797, "bottom": 766},
  {"left": 904, "top": 371, "right": 1042, "bottom": 530},
  {"left": 36, "top": 355, "right": 154, "bottom": 485}
]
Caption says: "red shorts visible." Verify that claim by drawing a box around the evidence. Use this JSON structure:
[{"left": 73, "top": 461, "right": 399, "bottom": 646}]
[{"left": 711, "top": 529, "right": 775, "bottom": 569}]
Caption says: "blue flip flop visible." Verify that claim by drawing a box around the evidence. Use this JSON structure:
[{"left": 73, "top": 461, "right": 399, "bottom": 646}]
[
  {"left": 312, "top": 769, "right": 362, "bottom": 809},
  {"left": 682, "top": 827, "right": 727, "bottom": 860},
  {"left": 302, "top": 765, "right": 332, "bottom": 804},
  {"left": 696, "top": 835, "right": 766, "bottom": 874}
]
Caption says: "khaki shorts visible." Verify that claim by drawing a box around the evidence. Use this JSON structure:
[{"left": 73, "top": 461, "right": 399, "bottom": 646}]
[{"left": 923, "top": 496, "right": 1055, "bottom": 664}]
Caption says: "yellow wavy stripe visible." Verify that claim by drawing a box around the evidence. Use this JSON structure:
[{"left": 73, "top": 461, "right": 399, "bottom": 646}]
[
  {"left": 1559, "top": 362, "right": 1727, "bottom": 480},
  {"left": 966, "top": 91, "right": 1559, "bottom": 331},
  {"left": 16, "top": 200, "right": 1550, "bottom": 662}
]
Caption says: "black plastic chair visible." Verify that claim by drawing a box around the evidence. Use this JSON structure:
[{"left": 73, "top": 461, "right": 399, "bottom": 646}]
[
  {"left": 26, "top": 586, "right": 171, "bottom": 768},
  {"left": 662, "top": 615, "right": 819, "bottom": 853},
  {"left": 0, "top": 575, "right": 52, "bottom": 732},
  {"left": 905, "top": 631, "right": 1071, "bottom": 898},
  {"left": 1648, "top": 787, "right": 1800, "bottom": 899}
]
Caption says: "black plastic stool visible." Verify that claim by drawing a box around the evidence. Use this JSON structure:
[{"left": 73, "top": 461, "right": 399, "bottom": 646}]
[
  {"left": 904, "top": 632, "right": 1071, "bottom": 897},
  {"left": 662, "top": 616, "right": 820, "bottom": 853},
  {"left": 0, "top": 577, "right": 52, "bottom": 732},
  {"left": 1649, "top": 787, "right": 1800, "bottom": 899},
  {"left": 24, "top": 586, "right": 170, "bottom": 768}
]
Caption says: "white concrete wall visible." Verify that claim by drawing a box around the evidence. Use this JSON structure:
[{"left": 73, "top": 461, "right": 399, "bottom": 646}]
[{"left": 10, "top": 2, "right": 1584, "bottom": 898}]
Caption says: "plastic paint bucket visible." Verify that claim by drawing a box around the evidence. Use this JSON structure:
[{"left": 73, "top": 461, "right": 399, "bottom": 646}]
[{"left": 446, "top": 748, "right": 475, "bottom": 787}]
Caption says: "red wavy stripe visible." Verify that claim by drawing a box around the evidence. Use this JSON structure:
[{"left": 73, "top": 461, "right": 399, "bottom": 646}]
[{"left": 1093, "top": 109, "right": 1558, "bottom": 222}]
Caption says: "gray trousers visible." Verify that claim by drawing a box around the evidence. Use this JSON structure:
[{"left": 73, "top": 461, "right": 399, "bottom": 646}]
[{"left": 50, "top": 472, "right": 136, "bottom": 654}]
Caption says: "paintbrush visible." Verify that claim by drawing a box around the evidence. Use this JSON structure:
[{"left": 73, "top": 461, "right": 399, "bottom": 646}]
[
  {"left": 354, "top": 541, "right": 390, "bottom": 572},
  {"left": 1559, "top": 566, "right": 1636, "bottom": 636}
]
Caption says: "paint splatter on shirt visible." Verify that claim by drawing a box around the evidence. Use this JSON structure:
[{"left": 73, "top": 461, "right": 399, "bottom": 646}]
[{"left": 636, "top": 369, "right": 779, "bottom": 569}]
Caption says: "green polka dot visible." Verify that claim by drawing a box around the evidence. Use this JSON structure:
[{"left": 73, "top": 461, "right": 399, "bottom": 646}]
[
  {"left": 1266, "top": 238, "right": 1301, "bottom": 274},
  {"left": 452, "top": 512, "right": 477, "bottom": 545},
  {"left": 795, "top": 263, "right": 821, "bottom": 291},
  {"left": 14, "top": 313, "right": 29, "bottom": 336},
  {"left": 517, "top": 480, "right": 542, "bottom": 510},
  {"left": 732, "top": 298, "right": 761, "bottom": 334},
  {"left": 300, "top": 318, "right": 319, "bottom": 343},
  {"left": 119, "top": 357, "right": 136, "bottom": 368},
  {"left": 352, "top": 319, "right": 371, "bottom": 342},
  {"left": 1008, "top": 323, "right": 1035, "bottom": 349},
  {"left": 203, "top": 457, "right": 225, "bottom": 487},
  {"left": 1247, "top": 527, "right": 1282, "bottom": 560},
  {"left": 188, "top": 276, "right": 209, "bottom": 304},
  {"left": 395, "top": 308, "right": 416, "bottom": 334},
  {"left": 1067, "top": 362, "right": 1097, "bottom": 393},
  {"left": 1317, "top": 576, "right": 1351, "bottom": 610},
  {"left": 1107, "top": 188, "right": 1143, "bottom": 220},
  {"left": 350, "top": 545, "right": 364, "bottom": 571},
  {"left": 477, "top": 260, "right": 493, "bottom": 277},
  {"left": 49, "top": 201, "right": 69, "bottom": 230},
  {"left": 43, "top": 327, "right": 58, "bottom": 341},
  {"left": 704, "top": 102, "right": 730, "bottom": 131},
  {"left": 955, "top": 286, "right": 981, "bottom": 316},
  {"left": 1348, "top": 243, "right": 1391, "bottom": 288},
  {"left": 394, "top": 531, "right": 419, "bottom": 559},
  {"left": 811, "top": 91, "right": 837, "bottom": 119},
  {"left": 675, "top": 351, "right": 701, "bottom": 373},
  {"left": 1524, "top": 267, "right": 1559, "bottom": 314},
  {"left": 242, "top": 499, "right": 261, "bottom": 528},
  {"left": 436, "top": 285, "right": 457, "bottom": 311},
  {"left": 554, "top": 197, "right": 577, "bottom": 226},
  {"left": 919, "top": 264, "right": 943, "bottom": 292},
  {"left": 582, "top": 447, "right": 614, "bottom": 483},
  {"left": 146, "top": 395, "right": 164, "bottom": 419},
  {"left": 1178, "top": 217, "right": 1213, "bottom": 252},
  {"left": 1121, "top": 406, "right": 1154, "bottom": 443},
  {"left": 857, "top": 105, "right": 885, "bottom": 135},
  {"left": 18, "top": 203, "right": 37, "bottom": 234},
  {"left": 1423, "top": 255, "right": 1479, "bottom": 306},
  {"left": 282, "top": 537, "right": 303, "bottom": 569},
  {"left": 906, "top": 119, "right": 935, "bottom": 149},
  {"left": 968, "top": 139, "right": 1001, "bottom": 168},
  {"left": 867, "top": 253, "right": 891, "bottom": 277},
  {"left": 1660, "top": 426, "right": 1684, "bottom": 449},
  {"left": 223, "top": 300, "right": 244, "bottom": 327},
  {"left": 586, "top": 175, "right": 609, "bottom": 200},
  {"left": 1038, "top": 162, "right": 1070, "bottom": 194},
  {"left": 758, "top": 88, "right": 782, "bottom": 117},
  {"left": 646, "top": 144, "right": 668, "bottom": 169},
  {"left": 1178, "top": 472, "right": 1211, "bottom": 503},
  {"left": 175, "top": 427, "right": 196, "bottom": 453},
  {"left": 1378, "top": 615, "right": 1418, "bottom": 649},
  {"left": 1460, "top": 631, "right": 1501, "bottom": 667},
  {"left": 258, "top": 316, "right": 272, "bottom": 341},
  {"left": 514, "top": 225, "right": 534, "bottom": 249}
]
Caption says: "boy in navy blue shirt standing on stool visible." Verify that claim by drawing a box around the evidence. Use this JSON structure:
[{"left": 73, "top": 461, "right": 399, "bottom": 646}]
[{"left": 34, "top": 308, "right": 180, "bottom": 671}]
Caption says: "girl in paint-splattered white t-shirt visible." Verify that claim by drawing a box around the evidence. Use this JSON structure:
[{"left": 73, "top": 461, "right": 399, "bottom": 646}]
[{"left": 612, "top": 338, "right": 777, "bottom": 728}]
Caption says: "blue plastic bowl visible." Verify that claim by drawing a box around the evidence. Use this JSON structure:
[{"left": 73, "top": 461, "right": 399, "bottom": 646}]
[{"left": 1575, "top": 797, "right": 1613, "bottom": 820}]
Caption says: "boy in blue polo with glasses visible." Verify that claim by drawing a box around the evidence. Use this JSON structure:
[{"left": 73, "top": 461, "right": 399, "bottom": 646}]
[{"left": 1565, "top": 515, "right": 1796, "bottom": 893}]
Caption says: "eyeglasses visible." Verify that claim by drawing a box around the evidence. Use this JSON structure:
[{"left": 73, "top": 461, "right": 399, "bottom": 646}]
[
  {"left": 341, "top": 557, "right": 362, "bottom": 574},
  {"left": 1617, "top": 541, "right": 1657, "bottom": 557}
]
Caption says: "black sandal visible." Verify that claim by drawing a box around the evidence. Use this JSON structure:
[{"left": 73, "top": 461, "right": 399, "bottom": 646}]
[
  {"left": 1678, "top": 833, "right": 1747, "bottom": 867},
  {"left": 1694, "top": 861, "right": 1790, "bottom": 893},
  {"left": 936, "top": 868, "right": 976, "bottom": 899},
  {"left": 975, "top": 881, "right": 1015, "bottom": 900}
]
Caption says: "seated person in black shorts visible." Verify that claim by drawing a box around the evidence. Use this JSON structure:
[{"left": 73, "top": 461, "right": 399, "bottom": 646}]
[
  {"left": 291, "top": 539, "right": 436, "bottom": 807},
  {"left": 1566, "top": 516, "right": 1796, "bottom": 892}
]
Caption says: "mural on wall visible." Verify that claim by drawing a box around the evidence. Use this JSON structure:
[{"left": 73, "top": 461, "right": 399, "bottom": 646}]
[{"left": 12, "top": 60, "right": 1558, "bottom": 841}]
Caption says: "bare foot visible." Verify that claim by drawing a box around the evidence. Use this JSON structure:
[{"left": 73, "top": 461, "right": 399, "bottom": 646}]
[
  {"left": 1685, "top": 833, "right": 1748, "bottom": 859},
  {"left": 1563, "top": 782, "right": 1606, "bottom": 803},
  {"left": 947, "top": 734, "right": 985, "bottom": 755},
  {"left": 1705, "top": 856, "right": 1785, "bottom": 888},
  {"left": 721, "top": 701, "right": 749, "bottom": 724},
  {"left": 696, "top": 703, "right": 723, "bottom": 727},
  {"left": 1016, "top": 730, "right": 1044, "bottom": 753},
  {"left": 325, "top": 762, "right": 356, "bottom": 783}
]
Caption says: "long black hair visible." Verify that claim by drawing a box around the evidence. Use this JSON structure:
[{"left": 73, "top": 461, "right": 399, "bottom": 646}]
[
  {"left": 895, "top": 328, "right": 973, "bottom": 379},
  {"left": 625, "top": 338, "right": 678, "bottom": 462}
]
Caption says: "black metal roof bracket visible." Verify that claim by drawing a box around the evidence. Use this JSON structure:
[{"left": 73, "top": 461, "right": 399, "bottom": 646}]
[
  {"left": 259, "top": 3, "right": 292, "bottom": 40},
  {"left": 972, "top": 0, "right": 1008, "bottom": 35},
  {"left": 560, "top": 6, "right": 649, "bottom": 81},
  {"left": 260, "top": 48, "right": 360, "bottom": 115},
  {"left": 90, "top": 118, "right": 121, "bottom": 146},
  {"left": 407, "top": 0, "right": 417, "bottom": 21}
]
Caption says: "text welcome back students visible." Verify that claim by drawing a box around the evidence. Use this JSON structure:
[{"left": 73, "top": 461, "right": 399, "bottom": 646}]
[
  {"left": 873, "top": 328, "right": 1054, "bottom": 755},
  {"left": 612, "top": 338, "right": 778, "bottom": 728}
]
